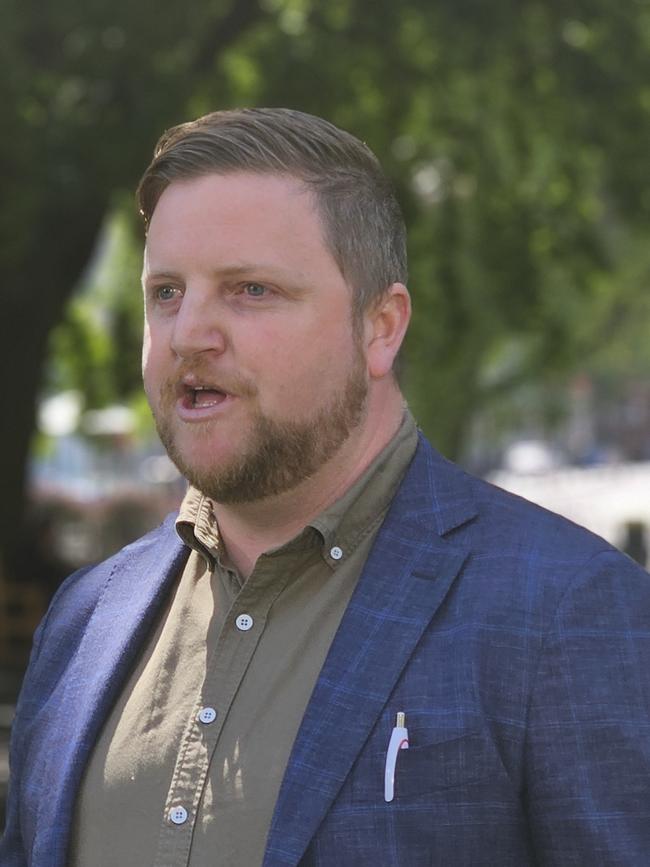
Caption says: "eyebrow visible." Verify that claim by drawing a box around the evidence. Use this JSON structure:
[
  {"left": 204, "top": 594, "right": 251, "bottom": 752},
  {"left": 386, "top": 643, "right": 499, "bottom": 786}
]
[{"left": 142, "top": 270, "right": 182, "bottom": 283}]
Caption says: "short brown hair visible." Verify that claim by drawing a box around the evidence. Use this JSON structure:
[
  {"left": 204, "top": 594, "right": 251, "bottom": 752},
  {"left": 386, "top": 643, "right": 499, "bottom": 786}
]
[{"left": 136, "top": 108, "right": 407, "bottom": 314}]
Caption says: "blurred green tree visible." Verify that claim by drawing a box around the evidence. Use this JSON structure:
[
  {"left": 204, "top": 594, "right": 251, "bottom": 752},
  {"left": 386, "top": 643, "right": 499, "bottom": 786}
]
[
  {"left": 2, "top": 0, "right": 650, "bottom": 577},
  {"left": 210, "top": 0, "right": 650, "bottom": 452},
  {"left": 49, "top": 207, "right": 144, "bottom": 410}
]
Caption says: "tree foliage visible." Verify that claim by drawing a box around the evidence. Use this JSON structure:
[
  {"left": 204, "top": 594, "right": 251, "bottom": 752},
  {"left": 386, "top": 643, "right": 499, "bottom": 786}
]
[
  {"left": 49, "top": 207, "right": 144, "bottom": 409},
  {"left": 0, "top": 0, "right": 266, "bottom": 573}
]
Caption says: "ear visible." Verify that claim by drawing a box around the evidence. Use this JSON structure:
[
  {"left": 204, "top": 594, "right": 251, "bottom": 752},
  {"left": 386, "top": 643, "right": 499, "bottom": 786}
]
[{"left": 364, "top": 283, "right": 411, "bottom": 379}]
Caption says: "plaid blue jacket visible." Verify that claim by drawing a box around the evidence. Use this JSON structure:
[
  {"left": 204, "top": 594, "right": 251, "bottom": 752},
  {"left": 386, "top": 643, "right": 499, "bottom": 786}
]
[{"left": 2, "top": 434, "right": 650, "bottom": 866}]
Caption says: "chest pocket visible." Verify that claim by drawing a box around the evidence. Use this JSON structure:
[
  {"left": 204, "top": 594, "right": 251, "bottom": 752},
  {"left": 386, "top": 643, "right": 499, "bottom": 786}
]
[
  {"left": 394, "top": 729, "right": 505, "bottom": 797},
  {"left": 350, "top": 726, "right": 512, "bottom": 803}
]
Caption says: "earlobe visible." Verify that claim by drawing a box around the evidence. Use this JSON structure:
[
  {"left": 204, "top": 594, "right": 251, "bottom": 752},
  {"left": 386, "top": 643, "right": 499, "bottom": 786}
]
[{"left": 366, "top": 283, "right": 411, "bottom": 379}]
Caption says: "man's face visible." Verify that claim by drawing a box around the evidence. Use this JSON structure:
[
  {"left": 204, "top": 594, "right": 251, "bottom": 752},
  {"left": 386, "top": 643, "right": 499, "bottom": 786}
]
[{"left": 141, "top": 172, "right": 369, "bottom": 504}]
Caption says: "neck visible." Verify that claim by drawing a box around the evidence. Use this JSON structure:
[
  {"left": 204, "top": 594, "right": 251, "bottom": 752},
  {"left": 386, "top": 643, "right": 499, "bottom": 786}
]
[{"left": 213, "top": 387, "right": 406, "bottom": 579}]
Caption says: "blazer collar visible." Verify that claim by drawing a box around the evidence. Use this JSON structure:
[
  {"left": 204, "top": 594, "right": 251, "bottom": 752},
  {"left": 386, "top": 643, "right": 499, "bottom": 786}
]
[{"left": 264, "top": 434, "right": 477, "bottom": 866}]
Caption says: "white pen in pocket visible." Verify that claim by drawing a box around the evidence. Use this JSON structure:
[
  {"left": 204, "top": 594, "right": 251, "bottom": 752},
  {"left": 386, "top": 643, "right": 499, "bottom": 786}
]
[{"left": 384, "top": 711, "right": 409, "bottom": 802}]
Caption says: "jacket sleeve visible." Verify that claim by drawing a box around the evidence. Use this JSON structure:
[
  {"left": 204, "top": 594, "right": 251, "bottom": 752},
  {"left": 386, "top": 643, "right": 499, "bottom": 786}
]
[{"left": 525, "top": 549, "right": 650, "bottom": 864}]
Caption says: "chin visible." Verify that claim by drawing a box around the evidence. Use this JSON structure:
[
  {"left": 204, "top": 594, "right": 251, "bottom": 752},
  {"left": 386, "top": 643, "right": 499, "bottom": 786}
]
[{"left": 183, "top": 446, "right": 238, "bottom": 477}]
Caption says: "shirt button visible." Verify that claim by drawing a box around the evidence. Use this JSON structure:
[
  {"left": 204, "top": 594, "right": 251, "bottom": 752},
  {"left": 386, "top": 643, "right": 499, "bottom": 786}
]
[
  {"left": 235, "top": 613, "right": 254, "bottom": 631},
  {"left": 198, "top": 706, "right": 217, "bottom": 725},
  {"left": 169, "top": 805, "right": 188, "bottom": 825},
  {"left": 330, "top": 546, "right": 344, "bottom": 561}
]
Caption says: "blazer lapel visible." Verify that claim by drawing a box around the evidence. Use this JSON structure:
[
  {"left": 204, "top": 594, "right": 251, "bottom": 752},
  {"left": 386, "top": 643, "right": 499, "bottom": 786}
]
[
  {"left": 264, "top": 437, "right": 476, "bottom": 867},
  {"left": 33, "top": 519, "right": 187, "bottom": 866}
]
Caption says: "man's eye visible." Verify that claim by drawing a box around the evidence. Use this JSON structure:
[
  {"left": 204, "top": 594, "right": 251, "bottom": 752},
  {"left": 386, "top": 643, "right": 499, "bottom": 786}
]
[
  {"left": 155, "top": 285, "right": 177, "bottom": 301},
  {"left": 244, "top": 283, "right": 267, "bottom": 298}
]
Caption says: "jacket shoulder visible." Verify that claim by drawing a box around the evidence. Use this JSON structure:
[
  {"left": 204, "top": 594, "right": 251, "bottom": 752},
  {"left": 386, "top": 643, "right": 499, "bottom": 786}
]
[
  {"left": 38, "top": 512, "right": 180, "bottom": 649},
  {"left": 468, "top": 471, "right": 613, "bottom": 560},
  {"left": 418, "top": 434, "right": 616, "bottom": 564},
  {"left": 17, "top": 513, "right": 182, "bottom": 716}
]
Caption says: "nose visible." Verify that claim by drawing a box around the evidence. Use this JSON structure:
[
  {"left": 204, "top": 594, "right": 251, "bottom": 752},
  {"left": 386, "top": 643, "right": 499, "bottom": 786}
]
[{"left": 170, "top": 289, "right": 227, "bottom": 359}]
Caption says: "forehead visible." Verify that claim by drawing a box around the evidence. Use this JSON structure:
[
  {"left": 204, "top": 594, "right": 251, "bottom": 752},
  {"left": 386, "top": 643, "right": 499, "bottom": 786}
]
[
  {"left": 146, "top": 172, "right": 322, "bottom": 250},
  {"left": 148, "top": 172, "right": 319, "bottom": 236},
  {"left": 142, "top": 172, "right": 346, "bottom": 289}
]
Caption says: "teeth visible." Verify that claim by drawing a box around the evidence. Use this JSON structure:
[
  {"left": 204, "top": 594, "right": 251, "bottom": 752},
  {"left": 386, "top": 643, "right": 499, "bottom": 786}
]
[{"left": 190, "top": 385, "right": 225, "bottom": 409}]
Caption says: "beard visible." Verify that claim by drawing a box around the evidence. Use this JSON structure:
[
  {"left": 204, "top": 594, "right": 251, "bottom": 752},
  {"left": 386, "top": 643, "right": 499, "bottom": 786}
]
[{"left": 150, "top": 351, "right": 369, "bottom": 505}]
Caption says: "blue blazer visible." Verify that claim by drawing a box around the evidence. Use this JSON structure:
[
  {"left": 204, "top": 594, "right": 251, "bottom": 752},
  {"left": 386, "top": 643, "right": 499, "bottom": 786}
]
[{"left": 3, "top": 435, "right": 650, "bottom": 866}]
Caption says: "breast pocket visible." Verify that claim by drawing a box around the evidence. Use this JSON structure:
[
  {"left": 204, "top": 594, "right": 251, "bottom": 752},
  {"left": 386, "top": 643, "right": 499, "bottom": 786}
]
[
  {"left": 393, "top": 729, "right": 502, "bottom": 798},
  {"left": 349, "top": 725, "right": 510, "bottom": 805}
]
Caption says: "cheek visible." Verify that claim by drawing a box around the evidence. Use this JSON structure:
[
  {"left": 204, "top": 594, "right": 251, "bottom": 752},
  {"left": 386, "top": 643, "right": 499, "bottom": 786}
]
[
  {"left": 142, "top": 321, "right": 171, "bottom": 368},
  {"left": 265, "top": 337, "right": 353, "bottom": 402},
  {"left": 141, "top": 335, "right": 156, "bottom": 382},
  {"left": 141, "top": 331, "right": 171, "bottom": 400},
  {"left": 141, "top": 327, "right": 152, "bottom": 375},
  {"left": 249, "top": 341, "right": 315, "bottom": 409}
]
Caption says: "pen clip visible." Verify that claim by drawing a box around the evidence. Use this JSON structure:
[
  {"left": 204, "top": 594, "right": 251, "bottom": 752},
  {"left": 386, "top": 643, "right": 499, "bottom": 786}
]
[{"left": 384, "top": 712, "right": 409, "bottom": 802}]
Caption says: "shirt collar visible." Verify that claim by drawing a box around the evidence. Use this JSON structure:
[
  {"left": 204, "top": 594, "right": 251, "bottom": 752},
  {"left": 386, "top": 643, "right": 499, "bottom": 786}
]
[
  {"left": 309, "top": 409, "right": 418, "bottom": 569},
  {"left": 176, "top": 487, "right": 221, "bottom": 570}
]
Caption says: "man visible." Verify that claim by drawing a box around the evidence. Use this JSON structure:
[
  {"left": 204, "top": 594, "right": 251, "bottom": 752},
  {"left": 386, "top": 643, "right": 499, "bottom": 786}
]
[{"left": 2, "top": 108, "right": 650, "bottom": 867}]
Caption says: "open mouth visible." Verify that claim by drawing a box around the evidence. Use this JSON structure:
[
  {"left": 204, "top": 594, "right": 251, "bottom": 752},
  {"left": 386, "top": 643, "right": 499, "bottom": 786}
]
[
  {"left": 176, "top": 381, "right": 231, "bottom": 411},
  {"left": 187, "top": 385, "right": 228, "bottom": 409}
]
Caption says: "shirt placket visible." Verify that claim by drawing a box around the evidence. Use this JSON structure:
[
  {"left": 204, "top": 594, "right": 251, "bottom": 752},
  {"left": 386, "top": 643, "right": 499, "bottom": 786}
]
[{"left": 152, "top": 561, "right": 296, "bottom": 867}]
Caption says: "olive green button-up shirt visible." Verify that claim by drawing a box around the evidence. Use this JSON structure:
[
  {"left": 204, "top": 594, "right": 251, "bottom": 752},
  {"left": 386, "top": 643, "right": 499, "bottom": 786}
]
[{"left": 69, "top": 413, "right": 418, "bottom": 867}]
